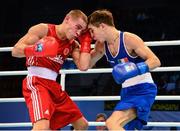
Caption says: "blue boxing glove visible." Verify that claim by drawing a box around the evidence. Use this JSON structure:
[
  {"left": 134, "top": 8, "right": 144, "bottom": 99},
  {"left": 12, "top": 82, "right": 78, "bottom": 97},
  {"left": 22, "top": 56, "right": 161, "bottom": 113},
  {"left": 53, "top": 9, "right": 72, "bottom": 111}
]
[{"left": 112, "top": 62, "right": 149, "bottom": 84}]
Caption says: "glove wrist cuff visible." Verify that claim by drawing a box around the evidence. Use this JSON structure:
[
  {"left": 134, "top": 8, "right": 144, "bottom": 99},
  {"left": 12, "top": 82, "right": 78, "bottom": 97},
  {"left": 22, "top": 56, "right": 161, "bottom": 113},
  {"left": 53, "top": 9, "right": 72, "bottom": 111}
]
[
  {"left": 136, "top": 62, "right": 149, "bottom": 75},
  {"left": 80, "top": 42, "right": 91, "bottom": 53},
  {"left": 24, "top": 46, "right": 34, "bottom": 56}
]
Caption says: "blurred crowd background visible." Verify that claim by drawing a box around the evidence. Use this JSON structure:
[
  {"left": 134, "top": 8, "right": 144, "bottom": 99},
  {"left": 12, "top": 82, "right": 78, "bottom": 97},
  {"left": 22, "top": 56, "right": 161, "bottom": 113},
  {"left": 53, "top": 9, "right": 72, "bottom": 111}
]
[{"left": 0, "top": 0, "right": 180, "bottom": 98}]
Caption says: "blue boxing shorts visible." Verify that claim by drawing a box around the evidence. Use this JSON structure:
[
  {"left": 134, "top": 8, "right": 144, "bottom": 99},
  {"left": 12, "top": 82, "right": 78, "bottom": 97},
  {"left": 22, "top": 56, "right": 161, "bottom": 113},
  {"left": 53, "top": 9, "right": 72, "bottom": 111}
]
[{"left": 114, "top": 83, "right": 157, "bottom": 130}]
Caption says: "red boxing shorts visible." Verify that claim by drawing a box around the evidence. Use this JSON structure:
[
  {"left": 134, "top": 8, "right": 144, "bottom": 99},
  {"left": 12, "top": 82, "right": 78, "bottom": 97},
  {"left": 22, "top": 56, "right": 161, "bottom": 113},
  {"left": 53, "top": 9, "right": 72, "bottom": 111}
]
[{"left": 23, "top": 76, "right": 83, "bottom": 129}]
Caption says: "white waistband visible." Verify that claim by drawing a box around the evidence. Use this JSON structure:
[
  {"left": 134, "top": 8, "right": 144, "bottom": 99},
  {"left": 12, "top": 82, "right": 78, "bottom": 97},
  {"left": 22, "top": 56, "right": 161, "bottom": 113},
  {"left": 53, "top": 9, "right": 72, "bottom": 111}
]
[
  {"left": 122, "top": 72, "right": 154, "bottom": 88},
  {"left": 27, "top": 66, "right": 58, "bottom": 81}
]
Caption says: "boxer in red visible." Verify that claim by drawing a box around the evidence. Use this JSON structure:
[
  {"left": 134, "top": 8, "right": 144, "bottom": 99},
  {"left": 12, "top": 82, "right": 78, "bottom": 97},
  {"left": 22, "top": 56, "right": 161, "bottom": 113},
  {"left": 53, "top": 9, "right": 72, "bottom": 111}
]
[{"left": 12, "top": 10, "right": 91, "bottom": 130}]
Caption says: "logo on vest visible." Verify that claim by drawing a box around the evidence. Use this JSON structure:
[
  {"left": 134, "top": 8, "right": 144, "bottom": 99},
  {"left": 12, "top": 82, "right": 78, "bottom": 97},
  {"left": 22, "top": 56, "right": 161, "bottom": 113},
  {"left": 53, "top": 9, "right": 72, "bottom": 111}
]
[
  {"left": 44, "top": 109, "right": 49, "bottom": 115},
  {"left": 47, "top": 55, "right": 64, "bottom": 64},
  {"left": 63, "top": 48, "right": 70, "bottom": 55}
]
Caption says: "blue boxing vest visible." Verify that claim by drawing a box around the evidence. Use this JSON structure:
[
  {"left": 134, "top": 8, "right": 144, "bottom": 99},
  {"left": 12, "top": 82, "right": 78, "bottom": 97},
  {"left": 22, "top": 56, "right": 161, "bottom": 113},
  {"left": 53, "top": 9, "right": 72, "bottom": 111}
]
[{"left": 104, "top": 31, "right": 154, "bottom": 87}]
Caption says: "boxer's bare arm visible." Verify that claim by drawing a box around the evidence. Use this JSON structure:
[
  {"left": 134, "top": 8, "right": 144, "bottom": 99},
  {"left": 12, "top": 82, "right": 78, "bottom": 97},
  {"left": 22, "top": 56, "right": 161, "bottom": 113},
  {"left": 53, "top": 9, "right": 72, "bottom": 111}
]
[
  {"left": 89, "top": 41, "right": 105, "bottom": 68},
  {"left": 12, "top": 23, "right": 48, "bottom": 58}
]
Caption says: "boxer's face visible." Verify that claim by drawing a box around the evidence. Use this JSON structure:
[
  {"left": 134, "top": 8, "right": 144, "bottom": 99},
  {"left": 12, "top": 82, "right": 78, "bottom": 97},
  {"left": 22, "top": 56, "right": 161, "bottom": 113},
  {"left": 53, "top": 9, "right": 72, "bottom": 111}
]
[
  {"left": 66, "top": 16, "right": 87, "bottom": 40},
  {"left": 88, "top": 24, "right": 105, "bottom": 43}
]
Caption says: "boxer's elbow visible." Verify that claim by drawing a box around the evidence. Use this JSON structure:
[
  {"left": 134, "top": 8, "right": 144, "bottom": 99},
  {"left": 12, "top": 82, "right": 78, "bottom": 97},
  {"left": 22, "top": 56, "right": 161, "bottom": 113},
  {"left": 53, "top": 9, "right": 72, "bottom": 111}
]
[
  {"left": 78, "top": 55, "right": 91, "bottom": 71},
  {"left": 11, "top": 47, "right": 17, "bottom": 57},
  {"left": 151, "top": 57, "right": 161, "bottom": 69},
  {"left": 155, "top": 57, "right": 161, "bottom": 67},
  {"left": 79, "top": 64, "right": 89, "bottom": 71}
]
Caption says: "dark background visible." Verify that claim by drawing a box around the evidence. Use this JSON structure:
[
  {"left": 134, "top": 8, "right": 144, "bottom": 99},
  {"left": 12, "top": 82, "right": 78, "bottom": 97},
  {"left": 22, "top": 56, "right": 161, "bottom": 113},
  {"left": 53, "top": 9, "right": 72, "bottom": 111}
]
[{"left": 0, "top": 0, "right": 180, "bottom": 97}]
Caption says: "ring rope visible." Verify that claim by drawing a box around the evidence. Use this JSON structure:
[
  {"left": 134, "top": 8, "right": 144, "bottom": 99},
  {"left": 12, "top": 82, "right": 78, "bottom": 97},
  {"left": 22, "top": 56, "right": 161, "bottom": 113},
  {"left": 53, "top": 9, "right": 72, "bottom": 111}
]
[
  {"left": 0, "top": 66, "right": 180, "bottom": 77},
  {"left": 0, "top": 40, "right": 180, "bottom": 52},
  {"left": 0, "top": 66, "right": 179, "bottom": 91},
  {"left": 0, "top": 122, "right": 180, "bottom": 127},
  {"left": 0, "top": 96, "right": 180, "bottom": 103},
  {"left": 60, "top": 67, "right": 180, "bottom": 74}
]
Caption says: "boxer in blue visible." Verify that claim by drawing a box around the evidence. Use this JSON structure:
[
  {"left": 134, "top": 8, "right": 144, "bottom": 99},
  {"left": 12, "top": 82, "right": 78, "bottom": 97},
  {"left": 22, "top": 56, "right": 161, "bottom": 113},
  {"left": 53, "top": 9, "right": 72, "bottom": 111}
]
[{"left": 88, "top": 9, "right": 161, "bottom": 130}]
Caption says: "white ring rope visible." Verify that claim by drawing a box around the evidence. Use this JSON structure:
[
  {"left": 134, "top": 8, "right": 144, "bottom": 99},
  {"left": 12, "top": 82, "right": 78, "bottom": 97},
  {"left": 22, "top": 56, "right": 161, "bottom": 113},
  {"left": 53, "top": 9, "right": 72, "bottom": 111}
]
[
  {"left": 0, "top": 67, "right": 180, "bottom": 91},
  {"left": 0, "top": 40, "right": 180, "bottom": 52},
  {"left": 1, "top": 40, "right": 180, "bottom": 128},
  {"left": 0, "top": 122, "right": 180, "bottom": 127},
  {"left": 0, "top": 96, "right": 180, "bottom": 103},
  {"left": 0, "top": 70, "right": 28, "bottom": 76},
  {"left": 145, "top": 40, "right": 180, "bottom": 46},
  {"left": 0, "top": 66, "right": 180, "bottom": 77},
  {"left": 60, "top": 67, "right": 180, "bottom": 74},
  {"left": 0, "top": 47, "right": 13, "bottom": 52}
]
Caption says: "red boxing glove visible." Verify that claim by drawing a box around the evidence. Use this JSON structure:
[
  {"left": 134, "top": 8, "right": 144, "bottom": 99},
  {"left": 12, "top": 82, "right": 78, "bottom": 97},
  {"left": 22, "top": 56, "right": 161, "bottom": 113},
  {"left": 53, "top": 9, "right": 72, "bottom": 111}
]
[
  {"left": 24, "top": 36, "right": 59, "bottom": 57},
  {"left": 78, "top": 30, "right": 92, "bottom": 53}
]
